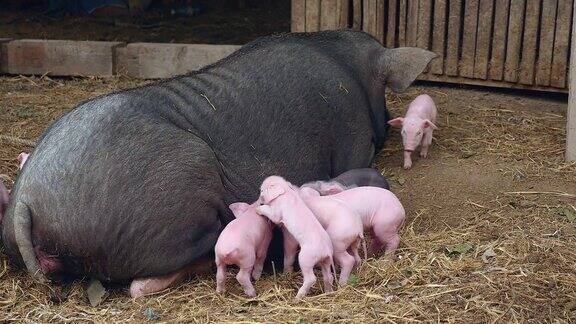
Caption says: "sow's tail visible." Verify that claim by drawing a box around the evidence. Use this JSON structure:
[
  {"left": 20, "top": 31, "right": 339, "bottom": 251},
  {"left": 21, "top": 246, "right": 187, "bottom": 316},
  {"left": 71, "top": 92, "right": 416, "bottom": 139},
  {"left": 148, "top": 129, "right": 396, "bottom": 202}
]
[{"left": 13, "top": 202, "right": 46, "bottom": 283}]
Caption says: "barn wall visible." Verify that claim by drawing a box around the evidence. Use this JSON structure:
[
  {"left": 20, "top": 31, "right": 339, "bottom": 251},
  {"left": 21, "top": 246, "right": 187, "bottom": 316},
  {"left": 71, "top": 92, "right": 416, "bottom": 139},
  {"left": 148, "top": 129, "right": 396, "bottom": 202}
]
[{"left": 292, "top": 0, "right": 574, "bottom": 93}]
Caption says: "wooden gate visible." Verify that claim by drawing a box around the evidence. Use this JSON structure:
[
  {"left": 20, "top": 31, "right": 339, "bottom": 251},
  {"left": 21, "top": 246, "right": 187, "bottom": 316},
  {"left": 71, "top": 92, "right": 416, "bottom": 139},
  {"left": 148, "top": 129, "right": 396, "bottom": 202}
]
[{"left": 291, "top": 0, "right": 574, "bottom": 93}]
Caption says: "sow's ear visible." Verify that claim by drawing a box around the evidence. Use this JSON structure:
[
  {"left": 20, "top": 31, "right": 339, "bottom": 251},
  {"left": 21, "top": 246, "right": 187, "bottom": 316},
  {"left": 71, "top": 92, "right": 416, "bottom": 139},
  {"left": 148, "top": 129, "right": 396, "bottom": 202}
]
[
  {"left": 261, "top": 185, "right": 286, "bottom": 204},
  {"left": 380, "top": 47, "right": 437, "bottom": 93}
]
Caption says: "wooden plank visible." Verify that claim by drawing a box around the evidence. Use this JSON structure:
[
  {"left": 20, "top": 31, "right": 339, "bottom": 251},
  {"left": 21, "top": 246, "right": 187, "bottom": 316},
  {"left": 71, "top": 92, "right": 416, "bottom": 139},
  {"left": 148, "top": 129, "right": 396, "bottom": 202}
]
[
  {"left": 320, "top": 0, "right": 338, "bottom": 30},
  {"left": 417, "top": 73, "right": 568, "bottom": 93},
  {"left": 567, "top": 0, "right": 576, "bottom": 161},
  {"left": 363, "top": 0, "right": 374, "bottom": 35},
  {"left": 338, "top": 0, "right": 350, "bottom": 28},
  {"left": 504, "top": 0, "right": 525, "bottom": 83},
  {"left": 291, "top": 0, "right": 306, "bottom": 32},
  {"left": 473, "top": 0, "right": 494, "bottom": 79},
  {"left": 445, "top": 0, "right": 462, "bottom": 76},
  {"left": 416, "top": 0, "right": 432, "bottom": 49},
  {"left": 535, "top": 0, "right": 559, "bottom": 86},
  {"left": 459, "top": 0, "right": 479, "bottom": 78},
  {"left": 406, "top": 0, "right": 419, "bottom": 46},
  {"left": 398, "top": 0, "right": 408, "bottom": 46},
  {"left": 352, "top": 0, "right": 362, "bottom": 30},
  {"left": 386, "top": 0, "right": 397, "bottom": 47},
  {"left": 375, "top": 0, "right": 386, "bottom": 44},
  {"left": 6, "top": 40, "right": 124, "bottom": 77},
  {"left": 430, "top": 0, "right": 447, "bottom": 75},
  {"left": 489, "top": 0, "right": 509, "bottom": 80},
  {"left": 416, "top": 0, "right": 432, "bottom": 73},
  {"left": 518, "top": 0, "right": 540, "bottom": 85},
  {"left": 306, "top": 0, "right": 321, "bottom": 32},
  {"left": 551, "top": 0, "right": 573, "bottom": 88}
]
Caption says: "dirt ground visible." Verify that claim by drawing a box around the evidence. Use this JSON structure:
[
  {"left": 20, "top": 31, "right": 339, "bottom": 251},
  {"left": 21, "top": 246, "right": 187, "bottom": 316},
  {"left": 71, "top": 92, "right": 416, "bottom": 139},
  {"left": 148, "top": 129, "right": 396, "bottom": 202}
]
[
  {"left": 0, "top": 75, "right": 575, "bottom": 322},
  {"left": 0, "top": 1, "right": 290, "bottom": 45}
]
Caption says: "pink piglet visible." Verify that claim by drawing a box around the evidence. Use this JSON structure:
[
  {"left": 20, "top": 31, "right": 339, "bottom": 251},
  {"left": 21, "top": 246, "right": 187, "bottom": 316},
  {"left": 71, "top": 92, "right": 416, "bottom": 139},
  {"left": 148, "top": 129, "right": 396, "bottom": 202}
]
[
  {"left": 214, "top": 201, "right": 273, "bottom": 297},
  {"left": 328, "top": 187, "right": 405, "bottom": 259},
  {"left": 256, "top": 176, "right": 335, "bottom": 298},
  {"left": 388, "top": 94, "right": 438, "bottom": 169}
]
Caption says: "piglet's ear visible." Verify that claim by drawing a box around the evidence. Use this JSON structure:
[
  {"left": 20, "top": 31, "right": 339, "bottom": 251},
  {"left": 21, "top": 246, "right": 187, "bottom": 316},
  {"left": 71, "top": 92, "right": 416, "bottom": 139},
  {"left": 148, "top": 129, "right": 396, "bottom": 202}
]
[
  {"left": 229, "top": 202, "right": 250, "bottom": 217},
  {"left": 387, "top": 117, "right": 404, "bottom": 128},
  {"left": 261, "top": 185, "right": 285, "bottom": 204},
  {"left": 422, "top": 119, "right": 438, "bottom": 129}
]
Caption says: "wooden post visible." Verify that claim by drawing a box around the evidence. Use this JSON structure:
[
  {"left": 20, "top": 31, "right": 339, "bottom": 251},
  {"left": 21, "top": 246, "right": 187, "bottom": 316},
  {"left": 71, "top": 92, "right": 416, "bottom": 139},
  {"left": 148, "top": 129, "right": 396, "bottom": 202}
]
[{"left": 568, "top": 0, "right": 576, "bottom": 161}]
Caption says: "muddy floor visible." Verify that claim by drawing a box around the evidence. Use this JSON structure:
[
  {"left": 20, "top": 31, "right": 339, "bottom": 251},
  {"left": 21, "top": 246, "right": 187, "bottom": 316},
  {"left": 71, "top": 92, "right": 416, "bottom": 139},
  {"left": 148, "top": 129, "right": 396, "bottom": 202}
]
[{"left": 0, "top": 75, "right": 575, "bottom": 322}]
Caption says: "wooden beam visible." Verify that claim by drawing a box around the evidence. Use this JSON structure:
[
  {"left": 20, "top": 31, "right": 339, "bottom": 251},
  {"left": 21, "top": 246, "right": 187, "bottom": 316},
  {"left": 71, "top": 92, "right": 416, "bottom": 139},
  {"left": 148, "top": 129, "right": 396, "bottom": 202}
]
[{"left": 567, "top": 0, "right": 576, "bottom": 161}]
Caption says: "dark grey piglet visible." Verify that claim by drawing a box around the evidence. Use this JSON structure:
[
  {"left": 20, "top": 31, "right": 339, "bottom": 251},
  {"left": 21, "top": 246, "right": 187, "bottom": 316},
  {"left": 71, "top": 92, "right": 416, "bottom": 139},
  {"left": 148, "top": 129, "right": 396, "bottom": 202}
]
[{"left": 302, "top": 168, "right": 390, "bottom": 195}]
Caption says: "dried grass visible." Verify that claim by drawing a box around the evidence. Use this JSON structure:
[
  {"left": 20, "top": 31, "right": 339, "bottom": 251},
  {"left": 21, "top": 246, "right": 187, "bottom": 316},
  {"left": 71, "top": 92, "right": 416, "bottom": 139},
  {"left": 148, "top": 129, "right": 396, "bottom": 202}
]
[{"left": 0, "top": 77, "right": 575, "bottom": 323}]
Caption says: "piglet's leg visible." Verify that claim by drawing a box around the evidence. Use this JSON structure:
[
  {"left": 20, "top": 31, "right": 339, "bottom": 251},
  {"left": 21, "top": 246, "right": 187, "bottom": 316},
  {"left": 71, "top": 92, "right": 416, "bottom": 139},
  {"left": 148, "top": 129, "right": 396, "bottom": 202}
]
[
  {"left": 295, "top": 250, "right": 317, "bottom": 298},
  {"left": 420, "top": 131, "right": 433, "bottom": 158},
  {"left": 334, "top": 251, "right": 356, "bottom": 286},
  {"left": 215, "top": 258, "right": 227, "bottom": 294},
  {"left": 382, "top": 234, "right": 400, "bottom": 260},
  {"left": 320, "top": 258, "right": 334, "bottom": 293},
  {"left": 282, "top": 230, "right": 299, "bottom": 273},
  {"left": 236, "top": 266, "right": 257, "bottom": 297},
  {"left": 349, "top": 239, "right": 362, "bottom": 267},
  {"left": 403, "top": 151, "right": 413, "bottom": 169}
]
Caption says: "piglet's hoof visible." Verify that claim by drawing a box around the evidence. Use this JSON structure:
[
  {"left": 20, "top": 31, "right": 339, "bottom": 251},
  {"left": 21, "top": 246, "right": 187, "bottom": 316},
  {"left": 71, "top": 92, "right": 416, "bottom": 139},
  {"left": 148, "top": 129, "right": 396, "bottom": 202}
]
[{"left": 403, "top": 163, "right": 412, "bottom": 170}]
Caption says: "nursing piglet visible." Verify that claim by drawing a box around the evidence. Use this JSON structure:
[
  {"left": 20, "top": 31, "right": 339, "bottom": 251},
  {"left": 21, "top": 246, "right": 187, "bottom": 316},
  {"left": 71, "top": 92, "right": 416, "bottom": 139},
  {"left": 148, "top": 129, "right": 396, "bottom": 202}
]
[
  {"left": 298, "top": 187, "right": 366, "bottom": 286},
  {"left": 214, "top": 202, "right": 273, "bottom": 297},
  {"left": 302, "top": 168, "right": 390, "bottom": 195},
  {"left": 256, "top": 176, "right": 334, "bottom": 298},
  {"left": 388, "top": 94, "right": 438, "bottom": 169},
  {"left": 329, "top": 187, "right": 405, "bottom": 258}
]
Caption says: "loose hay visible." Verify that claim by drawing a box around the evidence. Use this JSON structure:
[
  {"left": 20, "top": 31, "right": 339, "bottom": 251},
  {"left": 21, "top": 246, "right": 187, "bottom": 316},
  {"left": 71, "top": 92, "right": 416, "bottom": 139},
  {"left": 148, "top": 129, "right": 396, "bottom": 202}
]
[{"left": 0, "top": 76, "right": 575, "bottom": 322}]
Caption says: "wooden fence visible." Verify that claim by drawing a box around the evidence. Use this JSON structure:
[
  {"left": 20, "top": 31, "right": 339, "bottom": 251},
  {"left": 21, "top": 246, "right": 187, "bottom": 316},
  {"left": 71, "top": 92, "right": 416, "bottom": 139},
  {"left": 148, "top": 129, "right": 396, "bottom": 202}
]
[{"left": 291, "top": 0, "right": 574, "bottom": 93}]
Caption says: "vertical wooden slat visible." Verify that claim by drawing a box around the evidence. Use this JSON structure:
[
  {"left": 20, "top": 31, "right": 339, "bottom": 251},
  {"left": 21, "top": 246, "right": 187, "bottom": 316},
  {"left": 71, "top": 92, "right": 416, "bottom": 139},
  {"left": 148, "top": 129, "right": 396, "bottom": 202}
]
[
  {"left": 489, "top": 0, "right": 509, "bottom": 80},
  {"left": 353, "top": 0, "right": 362, "bottom": 30},
  {"left": 398, "top": 0, "right": 408, "bottom": 46},
  {"left": 504, "top": 0, "right": 525, "bottom": 82},
  {"left": 445, "top": 0, "right": 462, "bottom": 76},
  {"left": 406, "top": 0, "right": 419, "bottom": 46},
  {"left": 416, "top": 0, "right": 432, "bottom": 73},
  {"left": 566, "top": 0, "right": 576, "bottom": 161},
  {"left": 430, "top": 0, "right": 447, "bottom": 75},
  {"left": 518, "top": 0, "right": 541, "bottom": 85},
  {"left": 375, "top": 0, "right": 386, "bottom": 43},
  {"left": 416, "top": 0, "right": 432, "bottom": 49},
  {"left": 338, "top": 0, "right": 350, "bottom": 28},
  {"left": 551, "top": 0, "right": 573, "bottom": 88},
  {"left": 473, "top": 0, "right": 494, "bottom": 79},
  {"left": 460, "top": 0, "right": 479, "bottom": 78},
  {"left": 386, "top": 0, "right": 397, "bottom": 47},
  {"left": 363, "top": 0, "right": 375, "bottom": 35},
  {"left": 535, "top": 0, "right": 559, "bottom": 86},
  {"left": 291, "top": 0, "right": 306, "bottom": 32},
  {"left": 320, "top": 0, "right": 338, "bottom": 30},
  {"left": 306, "top": 0, "right": 321, "bottom": 32}
]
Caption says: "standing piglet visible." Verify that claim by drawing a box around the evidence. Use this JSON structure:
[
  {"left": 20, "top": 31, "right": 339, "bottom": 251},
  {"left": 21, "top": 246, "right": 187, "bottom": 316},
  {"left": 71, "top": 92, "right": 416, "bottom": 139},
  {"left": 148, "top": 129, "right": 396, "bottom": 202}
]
[
  {"left": 329, "top": 187, "right": 405, "bottom": 258},
  {"left": 214, "top": 202, "right": 273, "bottom": 297},
  {"left": 302, "top": 168, "right": 390, "bottom": 195},
  {"left": 388, "top": 94, "right": 438, "bottom": 169},
  {"left": 297, "top": 187, "right": 366, "bottom": 286},
  {"left": 256, "top": 176, "right": 334, "bottom": 298}
]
